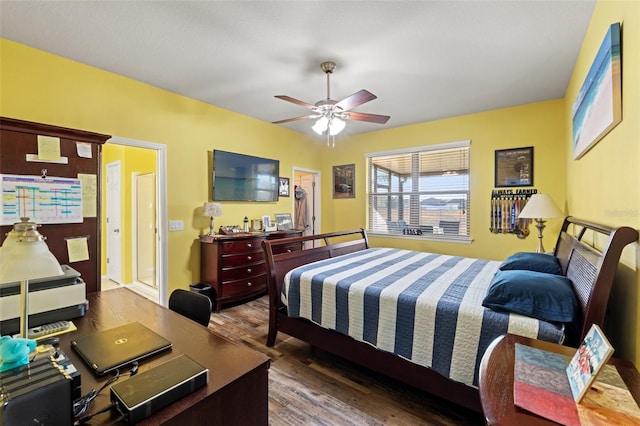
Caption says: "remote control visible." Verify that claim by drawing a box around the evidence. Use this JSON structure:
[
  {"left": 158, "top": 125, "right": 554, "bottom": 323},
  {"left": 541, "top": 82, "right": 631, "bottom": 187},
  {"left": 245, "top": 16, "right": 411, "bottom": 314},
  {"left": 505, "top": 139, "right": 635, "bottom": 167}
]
[{"left": 28, "top": 320, "right": 71, "bottom": 339}]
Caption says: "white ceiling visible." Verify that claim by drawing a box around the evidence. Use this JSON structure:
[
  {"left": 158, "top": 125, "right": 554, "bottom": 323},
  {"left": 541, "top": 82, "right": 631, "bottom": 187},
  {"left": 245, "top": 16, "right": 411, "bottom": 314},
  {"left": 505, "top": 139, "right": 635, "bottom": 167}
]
[{"left": 0, "top": 1, "right": 596, "bottom": 138}]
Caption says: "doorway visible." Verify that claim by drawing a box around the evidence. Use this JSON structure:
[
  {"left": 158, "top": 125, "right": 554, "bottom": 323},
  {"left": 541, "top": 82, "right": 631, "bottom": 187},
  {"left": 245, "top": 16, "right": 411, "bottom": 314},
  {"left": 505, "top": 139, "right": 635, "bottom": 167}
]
[
  {"left": 292, "top": 168, "right": 321, "bottom": 246},
  {"left": 103, "top": 137, "right": 168, "bottom": 306}
]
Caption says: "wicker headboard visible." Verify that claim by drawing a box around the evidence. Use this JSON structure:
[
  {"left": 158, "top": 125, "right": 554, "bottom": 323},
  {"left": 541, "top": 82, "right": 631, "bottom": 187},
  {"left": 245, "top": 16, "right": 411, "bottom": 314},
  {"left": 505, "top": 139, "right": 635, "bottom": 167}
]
[{"left": 553, "top": 216, "right": 638, "bottom": 344}]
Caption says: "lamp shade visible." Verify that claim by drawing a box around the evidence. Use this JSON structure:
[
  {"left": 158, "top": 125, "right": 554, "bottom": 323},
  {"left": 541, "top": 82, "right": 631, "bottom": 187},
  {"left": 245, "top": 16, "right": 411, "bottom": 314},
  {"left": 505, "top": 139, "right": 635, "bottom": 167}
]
[
  {"left": 518, "top": 194, "right": 563, "bottom": 219},
  {"left": 0, "top": 218, "right": 63, "bottom": 283},
  {"left": 203, "top": 202, "right": 222, "bottom": 217}
]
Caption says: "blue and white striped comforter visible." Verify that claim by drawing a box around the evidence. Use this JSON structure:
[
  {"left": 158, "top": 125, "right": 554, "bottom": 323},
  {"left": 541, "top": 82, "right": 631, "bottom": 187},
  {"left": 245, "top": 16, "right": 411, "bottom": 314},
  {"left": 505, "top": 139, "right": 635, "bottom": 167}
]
[{"left": 283, "top": 248, "right": 565, "bottom": 387}]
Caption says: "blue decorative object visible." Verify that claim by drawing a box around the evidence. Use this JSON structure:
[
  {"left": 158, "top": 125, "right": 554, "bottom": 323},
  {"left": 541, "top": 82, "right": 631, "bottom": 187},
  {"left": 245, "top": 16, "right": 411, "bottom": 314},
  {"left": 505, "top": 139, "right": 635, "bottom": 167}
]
[
  {"left": 0, "top": 336, "right": 37, "bottom": 372},
  {"left": 499, "top": 252, "right": 563, "bottom": 275},
  {"left": 482, "top": 270, "right": 579, "bottom": 323}
]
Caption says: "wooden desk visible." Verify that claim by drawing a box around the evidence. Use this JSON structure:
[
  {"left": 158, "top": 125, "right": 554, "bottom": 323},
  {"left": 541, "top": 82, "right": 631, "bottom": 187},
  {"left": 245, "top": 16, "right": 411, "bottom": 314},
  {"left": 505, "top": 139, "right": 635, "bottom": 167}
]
[
  {"left": 478, "top": 334, "right": 640, "bottom": 425},
  {"left": 59, "top": 288, "right": 269, "bottom": 425}
]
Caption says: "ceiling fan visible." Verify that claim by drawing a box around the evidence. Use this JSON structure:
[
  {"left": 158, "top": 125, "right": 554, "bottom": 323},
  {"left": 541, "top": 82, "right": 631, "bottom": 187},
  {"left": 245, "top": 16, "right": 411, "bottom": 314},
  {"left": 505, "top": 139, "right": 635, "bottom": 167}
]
[{"left": 272, "top": 61, "right": 390, "bottom": 145}]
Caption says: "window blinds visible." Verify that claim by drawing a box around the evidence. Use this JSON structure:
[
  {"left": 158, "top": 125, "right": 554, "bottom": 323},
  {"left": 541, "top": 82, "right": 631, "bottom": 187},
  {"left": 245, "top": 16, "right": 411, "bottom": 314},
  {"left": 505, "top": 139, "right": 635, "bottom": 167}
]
[{"left": 366, "top": 142, "right": 470, "bottom": 238}]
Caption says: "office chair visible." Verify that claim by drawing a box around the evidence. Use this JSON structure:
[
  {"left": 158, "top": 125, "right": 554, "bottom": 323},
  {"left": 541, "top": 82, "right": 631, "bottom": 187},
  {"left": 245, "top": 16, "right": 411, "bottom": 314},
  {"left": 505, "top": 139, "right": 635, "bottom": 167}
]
[{"left": 168, "top": 289, "right": 212, "bottom": 327}]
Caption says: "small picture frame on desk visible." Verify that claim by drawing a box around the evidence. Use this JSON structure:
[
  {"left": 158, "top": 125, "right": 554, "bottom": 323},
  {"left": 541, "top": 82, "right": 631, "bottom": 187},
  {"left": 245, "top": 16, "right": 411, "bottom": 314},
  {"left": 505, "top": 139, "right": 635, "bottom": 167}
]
[
  {"left": 274, "top": 213, "right": 293, "bottom": 230},
  {"left": 251, "top": 219, "right": 263, "bottom": 232},
  {"left": 262, "top": 215, "right": 271, "bottom": 231}
]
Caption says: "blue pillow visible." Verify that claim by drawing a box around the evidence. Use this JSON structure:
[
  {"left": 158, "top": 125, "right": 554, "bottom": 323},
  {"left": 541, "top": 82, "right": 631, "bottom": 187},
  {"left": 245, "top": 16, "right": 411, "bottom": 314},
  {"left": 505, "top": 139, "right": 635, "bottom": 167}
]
[
  {"left": 499, "top": 252, "right": 563, "bottom": 275},
  {"left": 482, "top": 270, "right": 579, "bottom": 323}
]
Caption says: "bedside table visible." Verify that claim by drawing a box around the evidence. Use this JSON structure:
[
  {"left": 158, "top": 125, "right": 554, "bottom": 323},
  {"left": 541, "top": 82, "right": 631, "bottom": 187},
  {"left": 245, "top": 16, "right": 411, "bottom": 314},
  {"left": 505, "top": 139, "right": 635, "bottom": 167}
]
[{"left": 478, "top": 334, "right": 640, "bottom": 425}]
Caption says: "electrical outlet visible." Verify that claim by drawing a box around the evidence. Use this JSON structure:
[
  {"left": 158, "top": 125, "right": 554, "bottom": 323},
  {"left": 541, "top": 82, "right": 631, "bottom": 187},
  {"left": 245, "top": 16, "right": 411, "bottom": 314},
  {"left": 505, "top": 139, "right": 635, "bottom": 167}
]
[{"left": 169, "top": 220, "right": 184, "bottom": 231}]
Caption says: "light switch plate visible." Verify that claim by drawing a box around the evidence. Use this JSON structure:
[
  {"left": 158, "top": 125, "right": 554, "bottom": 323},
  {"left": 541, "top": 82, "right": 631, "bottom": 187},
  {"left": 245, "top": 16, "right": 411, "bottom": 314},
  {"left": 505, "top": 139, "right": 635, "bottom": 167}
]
[{"left": 169, "top": 220, "right": 184, "bottom": 231}]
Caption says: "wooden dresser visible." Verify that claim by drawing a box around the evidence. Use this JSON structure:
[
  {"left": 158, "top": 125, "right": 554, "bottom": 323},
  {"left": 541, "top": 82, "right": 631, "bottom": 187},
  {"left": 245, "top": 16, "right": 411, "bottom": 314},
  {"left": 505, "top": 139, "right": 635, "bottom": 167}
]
[{"left": 200, "top": 230, "right": 303, "bottom": 311}]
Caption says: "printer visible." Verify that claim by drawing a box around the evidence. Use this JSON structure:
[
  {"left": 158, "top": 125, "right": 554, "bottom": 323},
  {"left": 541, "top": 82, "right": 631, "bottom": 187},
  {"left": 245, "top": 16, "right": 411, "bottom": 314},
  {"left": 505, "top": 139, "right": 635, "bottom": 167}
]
[{"left": 0, "top": 265, "right": 88, "bottom": 336}]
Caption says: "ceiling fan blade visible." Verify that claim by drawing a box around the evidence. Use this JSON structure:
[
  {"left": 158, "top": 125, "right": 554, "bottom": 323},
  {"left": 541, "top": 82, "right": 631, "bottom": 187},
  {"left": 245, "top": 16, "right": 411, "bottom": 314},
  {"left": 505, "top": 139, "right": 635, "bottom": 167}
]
[
  {"left": 275, "top": 95, "right": 316, "bottom": 110},
  {"left": 272, "top": 115, "right": 317, "bottom": 125},
  {"left": 347, "top": 111, "right": 390, "bottom": 124},
  {"left": 335, "top": 89, "right": 377, "bottom": 111}
]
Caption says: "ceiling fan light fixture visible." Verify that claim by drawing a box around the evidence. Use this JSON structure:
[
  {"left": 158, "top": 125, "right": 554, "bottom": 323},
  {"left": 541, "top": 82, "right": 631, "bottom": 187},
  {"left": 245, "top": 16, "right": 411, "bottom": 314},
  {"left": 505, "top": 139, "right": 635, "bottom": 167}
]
[
  {"left": 329, "top": 117, "right": 346, "bottom": 136},
  {"left": 312, "top": 116, "right": 329, "bottom": 134}
]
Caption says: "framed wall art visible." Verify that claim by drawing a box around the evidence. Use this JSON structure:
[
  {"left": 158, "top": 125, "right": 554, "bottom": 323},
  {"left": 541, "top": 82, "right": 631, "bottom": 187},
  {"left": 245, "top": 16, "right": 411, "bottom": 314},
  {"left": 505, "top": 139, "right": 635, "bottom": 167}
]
[
  {"left": 279, "top": 177, "right": 290, "bottom": 197},
  {"left": 572, "top": 22, "right": 621, "bottom": 160},
  {"left": 333, "top": 164, "right": 355, "bottom": 198},
  {"left": 494, "top": 147, "right": 533, "bottom": 187}
]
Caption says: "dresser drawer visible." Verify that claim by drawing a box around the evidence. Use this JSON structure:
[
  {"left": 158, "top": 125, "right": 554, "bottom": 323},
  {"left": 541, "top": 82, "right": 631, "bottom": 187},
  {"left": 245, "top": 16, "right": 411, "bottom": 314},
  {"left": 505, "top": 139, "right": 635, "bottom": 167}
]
[
  {"left": 273, "top": 242, "right": 303, "bottom": 254},
  {"left": 220, "top": 262, "right": 266, "bottom": 281},
  {"left": 221, "top": 274, "right": 267, "bottom": 298},
  {"left": 221, "top": 239, "right": 263, "bottom": 253},
  {"left": 221, "top": 250, "right": 265, "bottom": 267}
]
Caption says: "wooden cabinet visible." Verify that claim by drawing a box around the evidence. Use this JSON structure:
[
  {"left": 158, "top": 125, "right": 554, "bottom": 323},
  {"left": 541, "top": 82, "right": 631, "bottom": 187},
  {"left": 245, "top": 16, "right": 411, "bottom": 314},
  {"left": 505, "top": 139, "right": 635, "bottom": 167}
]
[
  {"left": 200, "top": 230, "right": 302, "bottom": 311},
  {"left": 0, "top": 117, "right": 110, "bottom": 294}
]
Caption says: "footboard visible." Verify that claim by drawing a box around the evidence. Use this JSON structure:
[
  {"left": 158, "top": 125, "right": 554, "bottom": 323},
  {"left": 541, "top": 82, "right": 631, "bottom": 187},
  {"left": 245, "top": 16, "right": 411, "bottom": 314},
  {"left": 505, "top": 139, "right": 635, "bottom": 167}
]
[{"left": 261, "top": 229, "right": 369, "bottom": 346}]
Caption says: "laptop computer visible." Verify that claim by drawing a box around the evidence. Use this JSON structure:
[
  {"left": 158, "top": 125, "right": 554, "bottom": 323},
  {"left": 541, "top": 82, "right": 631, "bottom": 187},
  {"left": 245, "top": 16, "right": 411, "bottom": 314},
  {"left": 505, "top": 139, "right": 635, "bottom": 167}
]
[{"left": 70, "top": 322, "right": 172, "bottom": 376}]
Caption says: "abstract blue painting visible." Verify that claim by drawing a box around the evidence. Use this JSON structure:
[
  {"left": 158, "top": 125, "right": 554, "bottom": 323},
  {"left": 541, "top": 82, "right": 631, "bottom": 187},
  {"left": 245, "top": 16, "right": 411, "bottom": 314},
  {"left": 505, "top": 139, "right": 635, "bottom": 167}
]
[{"left": 572, "top": 23, "right": 621, "bottom": 160}]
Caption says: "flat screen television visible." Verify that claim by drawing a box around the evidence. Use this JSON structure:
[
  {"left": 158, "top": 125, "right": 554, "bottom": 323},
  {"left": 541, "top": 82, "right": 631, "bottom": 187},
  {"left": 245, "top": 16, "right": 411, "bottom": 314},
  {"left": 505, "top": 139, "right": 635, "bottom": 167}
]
[{"left": 213, "top": 150, "right": 279, "bottom": 202}]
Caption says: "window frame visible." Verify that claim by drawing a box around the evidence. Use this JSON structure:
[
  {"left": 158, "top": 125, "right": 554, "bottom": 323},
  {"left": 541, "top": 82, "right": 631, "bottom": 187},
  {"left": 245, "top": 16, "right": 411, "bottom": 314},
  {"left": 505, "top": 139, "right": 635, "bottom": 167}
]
[{"left": 365, "top": 140, "right": 472, "bottom": 243}]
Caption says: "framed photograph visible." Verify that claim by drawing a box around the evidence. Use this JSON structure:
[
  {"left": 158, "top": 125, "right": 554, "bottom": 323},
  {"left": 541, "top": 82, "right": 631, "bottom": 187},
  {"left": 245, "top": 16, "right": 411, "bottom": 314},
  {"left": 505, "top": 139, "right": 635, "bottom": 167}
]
[
  {"left": 333, "top": 164, "right": 355, "bottom": 198},
  {"left": 566, "top": 324, "right": 614, "bottom": 403},
  {"left": 274, "top": 213, "right": 293, "bottom": 230},
  {"left": 261, "top": 215, "right": 271, "bottom": 228},
  {"left": 251, "top": 219, "right": 262, "bottom": 232},
  {"left": 494, "top": 147, "right": 533, "bottom": 187},
  {"left": 279, "top": 177, "right": 290, "bottom": 197},
  {"left": 572, "top": 23, "right": 621, "bottom": 160}
]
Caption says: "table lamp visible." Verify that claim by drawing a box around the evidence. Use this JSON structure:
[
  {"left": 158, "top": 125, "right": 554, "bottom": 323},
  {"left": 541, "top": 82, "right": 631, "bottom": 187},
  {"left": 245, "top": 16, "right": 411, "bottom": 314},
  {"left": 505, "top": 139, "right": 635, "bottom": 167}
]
[
  {"left": 518, "top": 194, "right": 563, "bottom": 253},
  {"left": 203, "top": 202, "right": 222, "bottom": 236},
  {"left": 0, "top": 217, "right": 64, "bottom": 338}
]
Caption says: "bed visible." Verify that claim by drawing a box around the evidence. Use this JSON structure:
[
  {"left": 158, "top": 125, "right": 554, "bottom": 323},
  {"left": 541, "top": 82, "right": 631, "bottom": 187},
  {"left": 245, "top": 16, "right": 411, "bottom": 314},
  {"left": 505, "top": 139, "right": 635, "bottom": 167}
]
[{"left": 261, "top": 217, "right": 638, "bottom": 412}]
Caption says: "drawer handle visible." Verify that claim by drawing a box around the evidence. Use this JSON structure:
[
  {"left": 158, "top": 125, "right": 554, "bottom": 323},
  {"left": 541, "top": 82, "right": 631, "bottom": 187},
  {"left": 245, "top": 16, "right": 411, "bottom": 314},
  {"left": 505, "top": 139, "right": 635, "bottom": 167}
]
[
  {"left": 247, "top": 282, "right": 252, "bottom": 287},
  {"left": 247, "top": 268, "right": 252, "bottom": 273},
  {"left": 247, "top": 243, "right": 252, "bottom": 248},
  {"left": 286, "top": 248, "right": 293, "bottom": 253},
  {"left": 247, "top": 255, "right": 252, "bottom": 260}
]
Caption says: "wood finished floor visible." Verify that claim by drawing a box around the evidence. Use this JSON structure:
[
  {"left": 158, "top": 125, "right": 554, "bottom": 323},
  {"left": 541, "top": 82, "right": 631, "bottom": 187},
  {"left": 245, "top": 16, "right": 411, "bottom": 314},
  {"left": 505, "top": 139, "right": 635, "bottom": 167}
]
[{"left": 208, "top": 295, "right": 484, "bottom": 426}]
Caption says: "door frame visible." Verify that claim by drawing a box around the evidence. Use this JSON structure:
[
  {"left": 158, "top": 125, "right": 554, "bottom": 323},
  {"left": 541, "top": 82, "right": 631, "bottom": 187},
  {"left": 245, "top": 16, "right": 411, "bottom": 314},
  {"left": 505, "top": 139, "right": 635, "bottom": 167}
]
[
  {"left": 107, "top": 136, "right": 168, "bottom": 306},
  {"left": 292, "top": 167, "right": 321, "bottom": 237}
]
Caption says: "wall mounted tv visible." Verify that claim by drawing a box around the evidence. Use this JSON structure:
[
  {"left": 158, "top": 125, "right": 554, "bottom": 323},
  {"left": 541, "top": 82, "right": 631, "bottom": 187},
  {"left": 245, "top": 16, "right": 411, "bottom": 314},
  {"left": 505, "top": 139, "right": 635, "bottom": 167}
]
[{"left": 213, "top": 150, "right": 280, "bottom": 202}]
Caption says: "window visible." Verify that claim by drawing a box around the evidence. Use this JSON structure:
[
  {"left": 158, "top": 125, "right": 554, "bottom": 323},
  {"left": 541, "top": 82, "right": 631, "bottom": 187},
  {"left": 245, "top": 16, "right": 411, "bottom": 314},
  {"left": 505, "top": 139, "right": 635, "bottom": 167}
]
[{"left": 366, "top": 140, "right": 470, "bottom": 241}]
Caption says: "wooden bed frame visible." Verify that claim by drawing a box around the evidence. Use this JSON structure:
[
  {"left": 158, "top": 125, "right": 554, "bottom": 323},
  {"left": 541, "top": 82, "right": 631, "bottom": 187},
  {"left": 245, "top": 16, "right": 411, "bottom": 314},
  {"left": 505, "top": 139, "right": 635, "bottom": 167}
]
[{"left": 261, "top": 216, "right": 638, "bottom": 412}]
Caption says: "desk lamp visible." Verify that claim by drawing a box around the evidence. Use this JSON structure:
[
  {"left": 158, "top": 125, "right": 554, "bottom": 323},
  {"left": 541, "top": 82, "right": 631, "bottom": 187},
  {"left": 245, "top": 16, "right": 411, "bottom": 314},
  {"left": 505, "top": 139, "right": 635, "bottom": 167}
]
[
  {"left": 518, "top": 194, "right": 563, "bottom": 253},
  {"left": 0, "top": 218, "right": 63, "bottom": 338},
  {"left": 203, "top": 202, "right": 222, "bottom": 236}
]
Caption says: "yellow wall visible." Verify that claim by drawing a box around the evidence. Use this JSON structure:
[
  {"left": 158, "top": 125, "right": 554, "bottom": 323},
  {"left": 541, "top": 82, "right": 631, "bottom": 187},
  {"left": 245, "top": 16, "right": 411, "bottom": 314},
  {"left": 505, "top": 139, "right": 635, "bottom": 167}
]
[
  {"left": 564, "top": 0, "right": 640, "bottom": 365},
  {"left": 1, "top": 0, "right": 638, "bottom": 365},
  {"left": 0, "top": 38, "right": 320, "bottom": 293},
  {"left": 320, "top": 100, "right": 567, "bottom": 261},
  {"left": 101, "top": 144, "right": 157, "bottom": 283}
]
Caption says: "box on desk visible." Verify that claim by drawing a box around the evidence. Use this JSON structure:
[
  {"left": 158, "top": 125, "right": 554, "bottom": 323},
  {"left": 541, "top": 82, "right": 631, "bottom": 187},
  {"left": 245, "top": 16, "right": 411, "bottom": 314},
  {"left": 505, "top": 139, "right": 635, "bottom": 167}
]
[
  {"left": 0, "top": 265, "right": 88, "bottom": 336},
  {"left": 0, "top": 355, "right": 74, "bottom": 425}
]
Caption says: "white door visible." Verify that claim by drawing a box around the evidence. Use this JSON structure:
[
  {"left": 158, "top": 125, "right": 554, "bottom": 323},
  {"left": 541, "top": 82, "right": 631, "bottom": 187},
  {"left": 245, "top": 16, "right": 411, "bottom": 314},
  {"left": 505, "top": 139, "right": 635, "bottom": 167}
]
[
  {"left": 106, "top": 161, "right": 122, "bottom": 283},
  {"left": 136, "top": 173, "right": 157, "bottom": 288}
]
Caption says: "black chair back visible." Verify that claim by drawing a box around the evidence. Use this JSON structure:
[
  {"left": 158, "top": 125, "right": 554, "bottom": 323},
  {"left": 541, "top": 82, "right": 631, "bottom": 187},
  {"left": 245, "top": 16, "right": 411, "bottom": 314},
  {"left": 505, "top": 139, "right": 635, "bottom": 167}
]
[{"left": 169, "top": 289, "right": 212, "bottom": 326}]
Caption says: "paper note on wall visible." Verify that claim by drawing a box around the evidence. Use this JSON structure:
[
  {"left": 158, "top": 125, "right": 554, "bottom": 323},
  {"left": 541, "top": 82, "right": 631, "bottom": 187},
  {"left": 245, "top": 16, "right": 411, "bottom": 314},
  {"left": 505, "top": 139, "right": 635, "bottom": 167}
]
[
  {"left": 76, "top": 142, "right": 93, "bottom": 158},
  {"left": 37, "top": 135, "right": 61, "bottom": 161},
  {"left": 67, "top": 237, "right": 90, "bottom": 262},
  {"left": 78, "top": 173, "right": 97, "bottom": 217}
]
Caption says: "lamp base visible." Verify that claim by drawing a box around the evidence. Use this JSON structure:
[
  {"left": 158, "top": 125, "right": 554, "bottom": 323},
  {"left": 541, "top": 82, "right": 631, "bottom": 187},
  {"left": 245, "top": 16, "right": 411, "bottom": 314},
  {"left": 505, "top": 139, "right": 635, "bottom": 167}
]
[
  {"left": 208, "top": 216, "right": 215, "bottom": 236},
  {"left": 534, "top": 218, "right": 547, "bottom": 253}
]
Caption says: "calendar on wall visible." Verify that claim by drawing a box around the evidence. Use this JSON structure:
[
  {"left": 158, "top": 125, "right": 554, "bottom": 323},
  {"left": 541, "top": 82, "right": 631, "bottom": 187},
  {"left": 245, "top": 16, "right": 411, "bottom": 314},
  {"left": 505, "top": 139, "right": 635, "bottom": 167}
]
[{"left": 0, "top": 174, "right": 83, "bottom": 225}]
